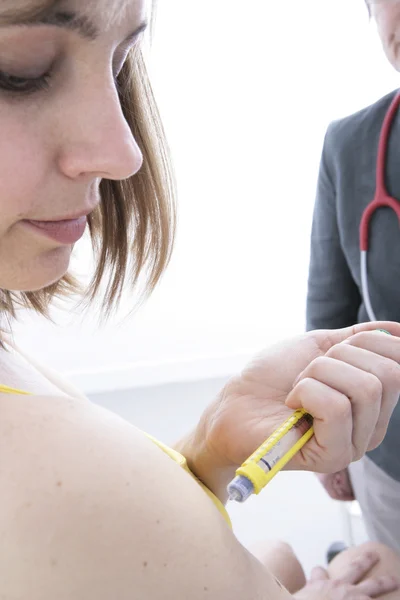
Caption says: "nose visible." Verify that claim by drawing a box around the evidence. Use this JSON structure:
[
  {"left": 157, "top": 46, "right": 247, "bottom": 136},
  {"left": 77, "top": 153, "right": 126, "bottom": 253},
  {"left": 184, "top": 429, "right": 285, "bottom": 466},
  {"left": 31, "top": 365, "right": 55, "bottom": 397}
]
[{"left": 56, "top": 79, "right": 143, "bottom": 182}]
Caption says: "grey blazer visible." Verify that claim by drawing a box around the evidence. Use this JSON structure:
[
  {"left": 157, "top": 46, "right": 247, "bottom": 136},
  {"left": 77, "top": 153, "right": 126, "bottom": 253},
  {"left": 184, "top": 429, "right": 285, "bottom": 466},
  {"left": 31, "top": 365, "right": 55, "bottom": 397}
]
[{"left": 306, "top": 89, "right": 400, "bottom": 481}]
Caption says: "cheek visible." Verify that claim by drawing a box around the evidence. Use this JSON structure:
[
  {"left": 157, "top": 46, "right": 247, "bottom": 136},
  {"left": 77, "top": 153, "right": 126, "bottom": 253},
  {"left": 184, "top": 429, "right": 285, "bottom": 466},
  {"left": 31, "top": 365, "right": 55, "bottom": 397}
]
[
  {"left": 0, "top": 107, "right": 50, "bottom": 225},
  {"left": 378, "top": 7, "right": 400, "bottom": 42}
]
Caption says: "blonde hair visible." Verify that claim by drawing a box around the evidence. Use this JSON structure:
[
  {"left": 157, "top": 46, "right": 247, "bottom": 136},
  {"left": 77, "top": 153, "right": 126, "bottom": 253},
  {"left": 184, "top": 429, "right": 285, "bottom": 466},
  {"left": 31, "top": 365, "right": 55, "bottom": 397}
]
[{"left": 1, "top": 41, "right": 176, "bottom": 318}]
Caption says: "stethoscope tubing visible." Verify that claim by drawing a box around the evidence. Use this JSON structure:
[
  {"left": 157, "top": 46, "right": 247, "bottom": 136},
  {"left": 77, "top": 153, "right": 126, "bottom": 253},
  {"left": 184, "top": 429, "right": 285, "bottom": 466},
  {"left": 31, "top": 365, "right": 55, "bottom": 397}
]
[{"left": 359, "top": 91, "right": 400, "bottom": 321}]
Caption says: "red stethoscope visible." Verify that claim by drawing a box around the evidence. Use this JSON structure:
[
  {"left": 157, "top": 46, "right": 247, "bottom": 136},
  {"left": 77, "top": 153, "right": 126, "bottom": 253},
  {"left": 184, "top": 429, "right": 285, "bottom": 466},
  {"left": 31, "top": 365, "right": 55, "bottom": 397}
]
[{"left": 360, "top": 91, "right": 400, "bottom": 321}]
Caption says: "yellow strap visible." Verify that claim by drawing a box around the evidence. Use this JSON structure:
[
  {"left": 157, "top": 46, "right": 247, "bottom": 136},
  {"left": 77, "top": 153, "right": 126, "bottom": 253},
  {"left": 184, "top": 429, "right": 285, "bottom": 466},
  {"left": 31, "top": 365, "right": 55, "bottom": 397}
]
[
  {"left": 0, "top": 386, "right": 232, "bottom": 525},
  {"left": 144, "top": 433, "right": 232, "bottom": 528},
  {"left": 0, "top": 384, "right": 31, "bottom": 395}
]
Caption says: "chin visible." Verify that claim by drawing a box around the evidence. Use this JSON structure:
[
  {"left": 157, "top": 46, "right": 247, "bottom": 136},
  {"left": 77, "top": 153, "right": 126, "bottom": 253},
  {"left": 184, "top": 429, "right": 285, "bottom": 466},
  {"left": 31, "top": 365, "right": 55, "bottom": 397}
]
[
  {"left": 6, "top": 246, "right": 72, "bottom": 293},
  {"left": 390, "top": 43, "right": 400, "bottom": 70}
]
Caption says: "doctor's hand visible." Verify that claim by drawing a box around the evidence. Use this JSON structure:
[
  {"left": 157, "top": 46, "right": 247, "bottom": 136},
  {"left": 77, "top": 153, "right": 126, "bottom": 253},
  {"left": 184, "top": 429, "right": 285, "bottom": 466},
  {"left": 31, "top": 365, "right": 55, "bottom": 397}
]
[
  {"left": 180, "top": 322, "right": 400, "bottom": 503},
  {"left": 294, "top": 550, "right": 399, "bottom": 600}
]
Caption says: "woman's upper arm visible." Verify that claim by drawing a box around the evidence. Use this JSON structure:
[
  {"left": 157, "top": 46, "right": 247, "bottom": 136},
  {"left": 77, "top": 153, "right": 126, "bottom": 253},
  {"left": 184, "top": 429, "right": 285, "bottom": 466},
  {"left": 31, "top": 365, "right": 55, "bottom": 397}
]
[
  {"left": 0, "top": 394, "right": 292, "bottom": 600},
  {"left": 306, "top": 123, "right": 361, "bottom": 331}
]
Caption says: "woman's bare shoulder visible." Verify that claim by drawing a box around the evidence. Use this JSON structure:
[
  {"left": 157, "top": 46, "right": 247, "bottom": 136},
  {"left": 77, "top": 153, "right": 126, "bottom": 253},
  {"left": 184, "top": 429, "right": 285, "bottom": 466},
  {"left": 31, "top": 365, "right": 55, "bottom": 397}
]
[{"left": 0, "top": 394, "right": 291, "bottom": 600}]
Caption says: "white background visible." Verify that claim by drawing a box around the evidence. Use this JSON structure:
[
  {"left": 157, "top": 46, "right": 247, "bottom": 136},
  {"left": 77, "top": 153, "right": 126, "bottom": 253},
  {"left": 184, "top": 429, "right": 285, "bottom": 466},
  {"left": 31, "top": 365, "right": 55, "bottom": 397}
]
[{"left": 13, "top": 0, "right": 399, "bottom": 393}]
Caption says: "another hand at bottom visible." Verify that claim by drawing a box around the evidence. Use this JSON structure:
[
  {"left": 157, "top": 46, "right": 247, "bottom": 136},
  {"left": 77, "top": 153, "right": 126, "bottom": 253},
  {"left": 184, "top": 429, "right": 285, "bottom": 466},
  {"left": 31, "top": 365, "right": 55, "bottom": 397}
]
[{"left": 294, "top": 550, "right": 399, "bottom": 599}]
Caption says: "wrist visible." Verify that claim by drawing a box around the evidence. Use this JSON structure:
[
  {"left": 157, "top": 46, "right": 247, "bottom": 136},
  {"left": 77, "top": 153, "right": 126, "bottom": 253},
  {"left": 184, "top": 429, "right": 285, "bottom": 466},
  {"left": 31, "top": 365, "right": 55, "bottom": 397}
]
[{"left": 174, "top": 429, "right": 236, "bottom": 505}]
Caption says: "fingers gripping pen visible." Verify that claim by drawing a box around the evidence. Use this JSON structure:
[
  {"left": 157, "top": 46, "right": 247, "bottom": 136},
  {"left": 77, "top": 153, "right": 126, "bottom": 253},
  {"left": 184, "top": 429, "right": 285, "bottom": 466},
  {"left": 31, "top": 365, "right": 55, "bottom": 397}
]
[
  {"left": 227, "top": 329, "right": 391, "bottom": 503},
  {"left": 227, "top": 410, "right": 314, "bottom": 503}
]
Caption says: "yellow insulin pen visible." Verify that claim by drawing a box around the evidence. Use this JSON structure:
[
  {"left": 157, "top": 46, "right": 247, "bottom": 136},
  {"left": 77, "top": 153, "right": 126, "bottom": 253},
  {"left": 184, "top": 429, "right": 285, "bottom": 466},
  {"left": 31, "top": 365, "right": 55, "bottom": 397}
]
[{"left": 227, "top": 409, "right": 314, "bottom": 503}]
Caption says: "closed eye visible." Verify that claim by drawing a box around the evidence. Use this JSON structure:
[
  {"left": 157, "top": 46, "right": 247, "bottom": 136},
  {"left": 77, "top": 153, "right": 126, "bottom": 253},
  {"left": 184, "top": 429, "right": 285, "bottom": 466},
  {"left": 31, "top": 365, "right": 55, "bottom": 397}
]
[{"left": 0, "top": 70, "right": 52, "bottom": 95}]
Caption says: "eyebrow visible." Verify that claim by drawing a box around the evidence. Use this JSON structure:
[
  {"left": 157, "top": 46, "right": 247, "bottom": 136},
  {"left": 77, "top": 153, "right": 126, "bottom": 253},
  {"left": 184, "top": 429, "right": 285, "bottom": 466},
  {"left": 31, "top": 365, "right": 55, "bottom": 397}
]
[{"left": 0, "top": 1, "right": 148, "bottom": 42}]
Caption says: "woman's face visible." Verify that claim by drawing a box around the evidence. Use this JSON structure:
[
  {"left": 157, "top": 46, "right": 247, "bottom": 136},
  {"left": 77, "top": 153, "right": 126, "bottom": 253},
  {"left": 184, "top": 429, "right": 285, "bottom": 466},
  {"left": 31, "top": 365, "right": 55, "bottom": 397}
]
[
  {"left": 370, "top": 0, "right": 400, "bottom": 71},
  {"left": 0, "top": 0, "right": 145, "bottom": 292}
]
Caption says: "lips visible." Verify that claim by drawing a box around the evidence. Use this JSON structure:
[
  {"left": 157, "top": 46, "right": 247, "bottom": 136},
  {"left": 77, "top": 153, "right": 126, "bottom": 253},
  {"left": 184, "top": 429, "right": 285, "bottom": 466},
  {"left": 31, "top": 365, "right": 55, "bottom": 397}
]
[{"left": 24, "top": 216, "right": 88, "bottom": 245}]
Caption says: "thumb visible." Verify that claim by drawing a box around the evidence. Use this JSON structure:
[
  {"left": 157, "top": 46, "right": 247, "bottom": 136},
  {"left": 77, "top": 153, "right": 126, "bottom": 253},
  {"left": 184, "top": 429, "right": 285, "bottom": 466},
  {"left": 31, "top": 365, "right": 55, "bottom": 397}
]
[
  {"left": 314, "top": 321, "right": 400, "bottom": 351},
  {"left": 309, "top": 566, "right": 329, "bottom": 582}
]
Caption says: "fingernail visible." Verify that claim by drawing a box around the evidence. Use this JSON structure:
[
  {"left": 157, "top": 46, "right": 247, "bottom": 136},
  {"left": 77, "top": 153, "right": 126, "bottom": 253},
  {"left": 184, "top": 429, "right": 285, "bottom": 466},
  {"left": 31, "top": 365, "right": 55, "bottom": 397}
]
[{"left": 376, "top": 329, "right": 391, "bottom": 335}]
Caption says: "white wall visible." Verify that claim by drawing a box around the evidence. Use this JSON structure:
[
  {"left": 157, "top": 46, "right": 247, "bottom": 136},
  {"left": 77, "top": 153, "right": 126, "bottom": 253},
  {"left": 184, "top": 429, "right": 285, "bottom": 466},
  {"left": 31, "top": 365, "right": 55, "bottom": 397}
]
[{"left": 12, "top": 0, "right": 399, "bottom": 394}]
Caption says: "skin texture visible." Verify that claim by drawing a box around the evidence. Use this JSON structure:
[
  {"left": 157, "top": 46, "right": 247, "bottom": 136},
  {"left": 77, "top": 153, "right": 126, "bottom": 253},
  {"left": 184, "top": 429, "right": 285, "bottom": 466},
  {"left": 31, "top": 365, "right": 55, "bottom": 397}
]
[
  {"left": 0, "top": 393, "right": 295, "bottom": 600},
  {"left": 0, "top": 0, "right": 144, "bottom": 291}
]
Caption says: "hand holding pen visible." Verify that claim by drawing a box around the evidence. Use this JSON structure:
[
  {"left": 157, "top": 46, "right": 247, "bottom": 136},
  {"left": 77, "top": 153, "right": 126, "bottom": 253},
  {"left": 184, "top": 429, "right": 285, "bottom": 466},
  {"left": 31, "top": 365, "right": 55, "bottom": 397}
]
[{"left": 178, "top": 323, "right": 400, "bottom": 504}]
